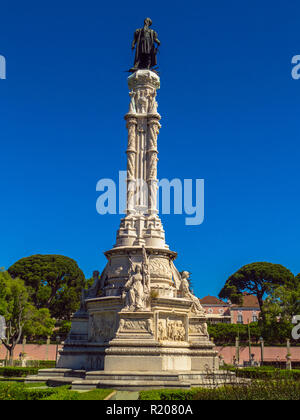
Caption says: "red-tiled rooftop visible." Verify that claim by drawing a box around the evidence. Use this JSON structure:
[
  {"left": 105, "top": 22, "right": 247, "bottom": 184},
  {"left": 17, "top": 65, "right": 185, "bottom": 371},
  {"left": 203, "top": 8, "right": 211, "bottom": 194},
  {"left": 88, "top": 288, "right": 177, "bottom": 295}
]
[
  {"left": 200, "top": 295, "right": 228, "bottom": 305},
  {"left": 231, "top": 293, "right": 260, "bottom": 308}
]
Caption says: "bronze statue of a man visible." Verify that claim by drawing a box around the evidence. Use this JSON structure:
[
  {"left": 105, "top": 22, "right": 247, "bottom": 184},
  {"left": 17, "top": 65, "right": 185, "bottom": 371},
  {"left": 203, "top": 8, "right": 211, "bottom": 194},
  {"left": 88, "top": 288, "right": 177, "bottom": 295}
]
[{"left": 131, "top": 18, "right": 160, "bottom": 71}]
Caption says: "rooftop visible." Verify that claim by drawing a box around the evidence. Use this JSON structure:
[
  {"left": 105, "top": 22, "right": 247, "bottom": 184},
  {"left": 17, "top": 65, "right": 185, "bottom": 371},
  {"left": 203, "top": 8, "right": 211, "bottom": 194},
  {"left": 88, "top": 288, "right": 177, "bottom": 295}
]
[
  {"left": 200, "top": 295, "right": 228, "bottom": 306},
  {"left": 231, "top": 293, "right": 260, "bottom": 309}
]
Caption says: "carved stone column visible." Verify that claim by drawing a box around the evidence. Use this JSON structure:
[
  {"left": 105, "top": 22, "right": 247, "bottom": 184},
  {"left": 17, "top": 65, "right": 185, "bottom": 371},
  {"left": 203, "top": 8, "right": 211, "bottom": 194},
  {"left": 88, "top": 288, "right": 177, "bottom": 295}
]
[
  {"left": 126, "top": 117, "right": 137, "bottom": 215},
  {"left": 115, "top": 70, "right": 167, "bottom": 249},
  {"left": 147, "top": 117, "right": 161, "bottom": 215}
]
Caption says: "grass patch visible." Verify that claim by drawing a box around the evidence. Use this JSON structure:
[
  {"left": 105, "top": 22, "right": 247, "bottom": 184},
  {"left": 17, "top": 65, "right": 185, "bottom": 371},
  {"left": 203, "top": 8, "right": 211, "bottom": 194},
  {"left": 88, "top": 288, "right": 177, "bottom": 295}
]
[
  {"left": 77, "top": 389, "right": 114, "bottom": 400},
  {"left": 139, "top": 381, "right": 300, "bottom": 401}
]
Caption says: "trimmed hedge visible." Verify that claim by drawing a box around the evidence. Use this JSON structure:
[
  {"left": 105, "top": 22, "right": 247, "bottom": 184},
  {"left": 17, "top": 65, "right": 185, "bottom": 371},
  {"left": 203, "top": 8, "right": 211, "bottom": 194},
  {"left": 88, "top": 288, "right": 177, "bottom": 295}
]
[
  {"left": 223, "top": 367, "right": 300, "bottom": 381},
  {"left": 0, "top": 367, "right": 39, "bottom": 378},
  {"left": 0, "top": 360, "right": 56, "bottom": 369},
  {"left": 0, "top": 382, "right": 72, "bottom": 401},
  {"left": 139, "top": 389, "right": 199, "bottom": 400},
  {"left": 0, "top": 382, "right": 113, "bottom": 400},
  {"left": 38, "top": 360, "right": 56, "bottom": 369},
  {"left": 139, "top": 381, "right": 300, "bottom": 401}
]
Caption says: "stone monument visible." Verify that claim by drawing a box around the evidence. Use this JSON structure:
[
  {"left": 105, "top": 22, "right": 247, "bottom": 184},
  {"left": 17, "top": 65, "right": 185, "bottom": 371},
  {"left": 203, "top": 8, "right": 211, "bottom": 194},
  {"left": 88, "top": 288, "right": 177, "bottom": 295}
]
[{"left": 40, "top": 20, "right": 236, "bottom": 389}]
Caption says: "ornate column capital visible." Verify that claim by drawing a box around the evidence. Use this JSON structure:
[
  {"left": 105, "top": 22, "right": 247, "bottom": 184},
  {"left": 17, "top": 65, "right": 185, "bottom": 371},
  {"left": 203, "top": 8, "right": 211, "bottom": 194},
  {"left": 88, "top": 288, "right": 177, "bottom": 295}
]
[{"left": 128, "top": 70, "right": 160, "bottom": 91}]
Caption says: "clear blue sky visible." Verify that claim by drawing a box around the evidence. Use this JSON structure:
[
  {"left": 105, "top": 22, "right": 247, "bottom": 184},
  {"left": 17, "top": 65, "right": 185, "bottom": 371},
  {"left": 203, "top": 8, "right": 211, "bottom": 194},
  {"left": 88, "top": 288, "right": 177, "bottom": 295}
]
[{"left": 1, "top": 0, "right": 300, "bottom": 298}]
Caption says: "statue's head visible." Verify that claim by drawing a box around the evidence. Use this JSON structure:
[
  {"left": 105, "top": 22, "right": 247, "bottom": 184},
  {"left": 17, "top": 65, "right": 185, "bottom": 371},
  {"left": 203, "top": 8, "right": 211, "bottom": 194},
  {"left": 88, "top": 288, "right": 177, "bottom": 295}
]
[
  {"left": 136, "top": 264, "right": 142, "bottom": 273},
  {"left": 144, "top": 18, "right": 152, "bottom": 27},
  {"left": 181, "top": 271, "right": 190, "bottom": 280}
]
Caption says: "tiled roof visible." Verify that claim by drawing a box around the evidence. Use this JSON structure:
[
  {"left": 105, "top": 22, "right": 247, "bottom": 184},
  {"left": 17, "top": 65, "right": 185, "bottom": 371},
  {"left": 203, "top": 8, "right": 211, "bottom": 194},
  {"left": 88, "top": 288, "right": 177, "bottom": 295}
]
[
  {"left": 200, "top": 295, "right": 228, "bottom": 305},
  {"left": 231, "top": 293, "right": 260, "bottom": 308}
]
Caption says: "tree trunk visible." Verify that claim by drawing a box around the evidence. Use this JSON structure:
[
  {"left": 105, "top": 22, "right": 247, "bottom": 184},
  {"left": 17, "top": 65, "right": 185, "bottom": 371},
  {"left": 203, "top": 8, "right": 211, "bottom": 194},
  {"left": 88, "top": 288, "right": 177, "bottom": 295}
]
[
  {"left": 8, "top": 347, "right": 14, "bottom": 366},
  {"left": 257, "top": 294, "right": 266, "bottom": 323}
]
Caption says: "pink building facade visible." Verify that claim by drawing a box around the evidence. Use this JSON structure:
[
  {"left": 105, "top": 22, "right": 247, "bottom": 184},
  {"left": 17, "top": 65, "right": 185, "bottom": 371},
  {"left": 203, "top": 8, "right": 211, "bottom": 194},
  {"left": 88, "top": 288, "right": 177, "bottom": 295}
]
[
  {"left": 217, "top": 346, "right": 300, "bottom": 365},
  {"left": 200, "top": 293, "right": 261, "bottom": 324},
  {"left": 0, "top": 344, "right": 63, "bottom": 362}
]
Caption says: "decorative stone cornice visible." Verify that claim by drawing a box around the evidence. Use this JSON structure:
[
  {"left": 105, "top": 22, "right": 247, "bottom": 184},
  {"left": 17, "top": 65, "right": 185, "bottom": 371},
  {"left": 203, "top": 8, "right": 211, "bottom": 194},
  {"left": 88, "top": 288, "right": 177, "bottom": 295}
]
[
  {"left": 105, "top": 246, "right": 177, "bottom": 260},
  {"left": 128, "top": 70, "right": 160, "bottom": 91}
]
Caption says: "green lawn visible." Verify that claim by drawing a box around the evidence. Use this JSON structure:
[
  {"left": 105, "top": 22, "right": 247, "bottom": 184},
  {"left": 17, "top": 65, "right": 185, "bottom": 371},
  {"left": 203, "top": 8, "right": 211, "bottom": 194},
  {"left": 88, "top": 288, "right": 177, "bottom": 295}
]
[
  {"left": 77, "top": 389, "right": 114, "bottom": 400},
  {"left": 0, "top": 381, "right": 113, "bottom": 400}
]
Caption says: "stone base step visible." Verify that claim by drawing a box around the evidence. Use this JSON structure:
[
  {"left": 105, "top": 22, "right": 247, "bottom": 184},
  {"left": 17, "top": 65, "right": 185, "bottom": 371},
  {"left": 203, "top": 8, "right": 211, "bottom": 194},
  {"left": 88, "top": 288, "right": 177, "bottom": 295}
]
[
  {"left": 25, "top": 376, "right": 82, "bottom": 387},
  {"left": 85, "top": 370, "right": 235, "bottom": 382},
  {"left": 35, "top": 368, "right": 86, "bottom": 378},
  {"left": 37, "top": 368, "right": 72, "bottom": 377},
  {"left": 25, "top": 369, "right": 241, "bottom": 391},
  {"left": 72, "top": 379, "right": 191, "bottom": 391},
  {"left": 86, "top": 371, "right": 179, "bottom": 382}
]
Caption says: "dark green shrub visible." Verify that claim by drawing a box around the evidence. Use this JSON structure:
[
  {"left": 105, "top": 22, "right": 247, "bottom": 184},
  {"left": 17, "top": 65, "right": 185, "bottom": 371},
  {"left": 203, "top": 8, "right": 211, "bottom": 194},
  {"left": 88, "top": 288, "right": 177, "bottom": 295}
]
[
  {"left": 0, "top": 382, "right": 77, "bottom": 400},
  {"left": 193, "top": 381, "right": 300, "bottom": 401},
  {"left": 37, "top": 361, "right": 56, "bottom": 369},
  {"left": 222, "top": 367, "right": 300, "bottom": 381},
  {"left": 0, "top": 367, "right": 39, "bottom": 378},
  {"left": 139, "top": 381, "right": 300, "bottom": 401},
  {"left": 139, "top": 389, "right": 198, "bottom": 401},
  {"left": 42, "top": 390, "right": 79, "bottom": 400},
  {"left": 0, "top": 382, "right": 54, "bottom": 400}
]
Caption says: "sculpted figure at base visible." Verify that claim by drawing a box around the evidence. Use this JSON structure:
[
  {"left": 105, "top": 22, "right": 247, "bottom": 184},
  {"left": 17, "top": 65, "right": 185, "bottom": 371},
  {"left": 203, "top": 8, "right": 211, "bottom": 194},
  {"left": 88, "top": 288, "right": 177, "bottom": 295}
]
[
  {"left": 179, "top": 271, "right": 205, "bottom": 315},
  {"left": 79, "top": 270, "right": 100, "bottom": 312},
  {"left": 122, "top": 262, "right": 149, "bottom": 311},
  {"left": 189, "top": 322, "right": 208, "bottom": 336},
  {"left": 158, "top": 318, "right": 186, "bottom": 342}
]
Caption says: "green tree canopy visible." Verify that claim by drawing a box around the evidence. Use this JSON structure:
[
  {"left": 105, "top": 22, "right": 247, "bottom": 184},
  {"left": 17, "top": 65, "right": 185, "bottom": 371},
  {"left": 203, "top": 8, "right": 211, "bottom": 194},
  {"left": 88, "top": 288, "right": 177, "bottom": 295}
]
[
  {"left": 208, "top": 323, "right": 261, "bottom": 345},
  {"left": 219, "top": 262, "right": 295, "bottom": 320},
  {"left": 0, "top": 269, "right": 10, "bottom": 316},
  {"left": 8, "top": 255, "right": 86, "bottom": 320},
  {"left": 0, "top": 271, "right": 55, "bottom": 364},
  {"left": 23, "top": 308, "right": 55, "bottom": 340},
  {"left": 264, "top": 276, "right": 300, "bottom": 320},
  {"left": 262, "top": 274, "right": 300, "bottom": 342}
]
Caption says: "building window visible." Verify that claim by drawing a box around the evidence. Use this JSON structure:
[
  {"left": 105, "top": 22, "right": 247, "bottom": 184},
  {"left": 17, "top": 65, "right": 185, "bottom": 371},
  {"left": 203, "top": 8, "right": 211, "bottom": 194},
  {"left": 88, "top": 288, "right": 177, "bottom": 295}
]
[
  {"left": 252, "top": 314, "right": 258, "bottom": 322},
  {"left": 237, "top": 314, "right": 243, "bottom": 324}
]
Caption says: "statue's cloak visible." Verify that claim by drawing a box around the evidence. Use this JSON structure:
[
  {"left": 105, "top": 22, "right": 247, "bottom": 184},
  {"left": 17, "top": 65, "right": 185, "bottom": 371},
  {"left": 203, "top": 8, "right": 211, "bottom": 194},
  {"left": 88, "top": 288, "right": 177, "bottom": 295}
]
[{"left": 133, "top": 28, "right": 158, "bottom": 68}]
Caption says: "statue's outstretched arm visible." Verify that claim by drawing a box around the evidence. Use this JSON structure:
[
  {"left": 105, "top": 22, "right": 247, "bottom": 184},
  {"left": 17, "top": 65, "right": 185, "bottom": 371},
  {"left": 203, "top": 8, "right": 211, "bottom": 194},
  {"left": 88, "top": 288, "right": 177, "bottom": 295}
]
[{"left": 154, "top": 32, "right": 161, "bottom": 47}]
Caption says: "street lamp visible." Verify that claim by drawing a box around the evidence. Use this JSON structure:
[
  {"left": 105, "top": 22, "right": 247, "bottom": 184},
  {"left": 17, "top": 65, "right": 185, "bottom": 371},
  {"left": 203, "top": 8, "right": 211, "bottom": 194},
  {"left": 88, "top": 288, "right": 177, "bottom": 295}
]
[
  {"left": 55, "top": 336, "right": 61, "bottom": 367},
  {"left": 259, "top": 336, "right": 264, "bottom": 366}
]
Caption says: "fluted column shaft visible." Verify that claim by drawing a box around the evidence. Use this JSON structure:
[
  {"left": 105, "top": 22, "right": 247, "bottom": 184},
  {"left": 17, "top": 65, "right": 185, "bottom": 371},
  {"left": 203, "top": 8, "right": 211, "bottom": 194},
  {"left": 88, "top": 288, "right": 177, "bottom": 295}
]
[{"left": 116, "top": 70, "right": 167, "bottom": 249}]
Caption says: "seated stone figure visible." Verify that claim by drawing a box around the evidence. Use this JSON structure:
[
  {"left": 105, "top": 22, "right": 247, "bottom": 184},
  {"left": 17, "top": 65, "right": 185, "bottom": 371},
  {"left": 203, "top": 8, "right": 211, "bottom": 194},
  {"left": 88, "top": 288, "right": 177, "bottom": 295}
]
[
  {"left": 122, "top": 264, "right": 147, "bottom": 311},
  {"left": 179, "top": 271, "right": 205, "bottom": 315}
]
